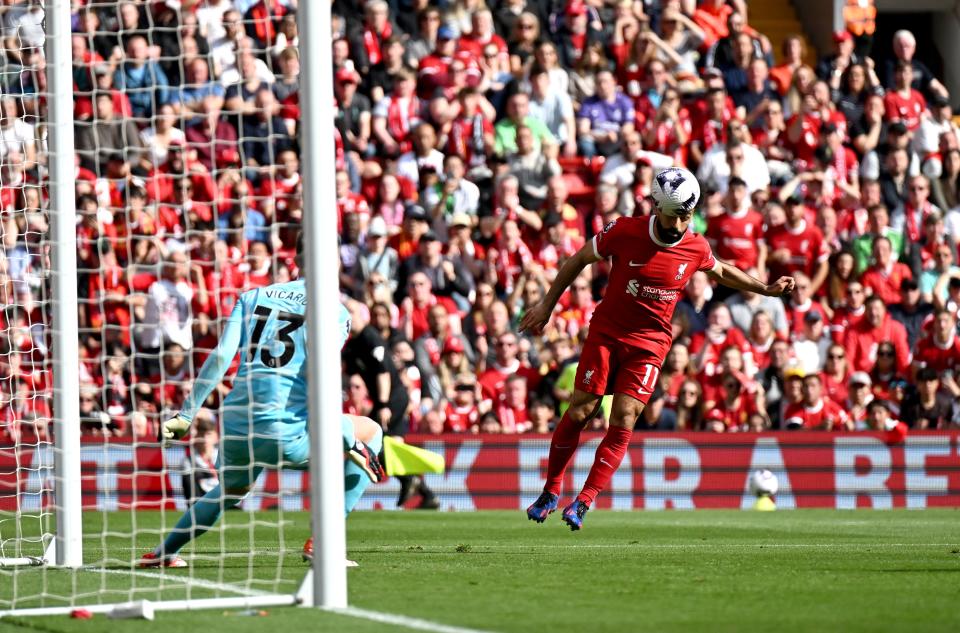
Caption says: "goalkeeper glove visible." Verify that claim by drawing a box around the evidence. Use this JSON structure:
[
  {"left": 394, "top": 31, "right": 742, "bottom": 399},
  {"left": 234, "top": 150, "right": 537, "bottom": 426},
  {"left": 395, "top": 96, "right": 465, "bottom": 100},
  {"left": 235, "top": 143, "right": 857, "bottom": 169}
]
[
  {"left": 158, "top": 413, "right": 191, "bottom": 446},
  {"left": 347, "top": 441, "right": 386, "bottom": 483}
]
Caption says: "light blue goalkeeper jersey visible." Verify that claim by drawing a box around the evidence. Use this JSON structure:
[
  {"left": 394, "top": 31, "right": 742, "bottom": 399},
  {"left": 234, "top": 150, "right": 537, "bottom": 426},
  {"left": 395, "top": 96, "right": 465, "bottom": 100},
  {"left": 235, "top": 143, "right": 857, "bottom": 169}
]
[{"left": 179, "top": 279, "right": 352, "bottom": 441}]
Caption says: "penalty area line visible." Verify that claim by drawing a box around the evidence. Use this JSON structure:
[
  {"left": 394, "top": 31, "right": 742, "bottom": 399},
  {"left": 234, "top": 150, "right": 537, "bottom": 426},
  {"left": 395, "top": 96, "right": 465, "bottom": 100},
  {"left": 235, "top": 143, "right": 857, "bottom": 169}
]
[
  {"left": 332, "top": 606, "right": 498, "bottom": 633},
  {"left": 94, "top": 567, "right": 274, "bottom": 597}
]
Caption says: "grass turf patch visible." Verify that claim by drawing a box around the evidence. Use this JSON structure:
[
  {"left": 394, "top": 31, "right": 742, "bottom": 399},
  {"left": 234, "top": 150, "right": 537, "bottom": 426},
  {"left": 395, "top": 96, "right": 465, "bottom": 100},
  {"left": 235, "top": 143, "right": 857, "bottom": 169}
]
[{"left": 1, "top": 509, "right": 958, "bottom": 632}]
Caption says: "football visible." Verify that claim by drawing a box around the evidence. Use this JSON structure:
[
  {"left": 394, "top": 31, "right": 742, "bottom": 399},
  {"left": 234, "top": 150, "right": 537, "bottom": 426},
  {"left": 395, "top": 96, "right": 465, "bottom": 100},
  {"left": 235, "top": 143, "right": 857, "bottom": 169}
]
[
  {"left": 651, "top": 167, "right": 701, "bottom": 216},
  {"left": 749, "top": 469, "right": 779, "bottom": 497}
]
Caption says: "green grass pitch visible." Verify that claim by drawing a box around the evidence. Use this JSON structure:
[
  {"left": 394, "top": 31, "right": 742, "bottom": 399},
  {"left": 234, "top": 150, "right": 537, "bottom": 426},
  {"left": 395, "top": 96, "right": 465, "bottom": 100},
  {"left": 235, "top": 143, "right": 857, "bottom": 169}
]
[{"left": 1, "top": 509, "right": 959, "bottom": 632}]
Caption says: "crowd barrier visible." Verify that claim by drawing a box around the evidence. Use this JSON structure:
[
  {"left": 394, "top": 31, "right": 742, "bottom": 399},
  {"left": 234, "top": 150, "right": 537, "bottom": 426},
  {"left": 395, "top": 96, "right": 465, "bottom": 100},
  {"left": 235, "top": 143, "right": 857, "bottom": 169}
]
[{"left": 2, "top": 432, "right": 958, "bottom": 512}]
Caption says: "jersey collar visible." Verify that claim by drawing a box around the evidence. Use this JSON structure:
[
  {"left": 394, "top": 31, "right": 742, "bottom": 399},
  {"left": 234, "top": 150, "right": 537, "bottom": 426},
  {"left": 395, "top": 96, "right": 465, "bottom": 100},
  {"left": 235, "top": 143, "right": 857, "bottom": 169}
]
[{"left": 648, "top": 215, "right": 686, "bottom": 248}]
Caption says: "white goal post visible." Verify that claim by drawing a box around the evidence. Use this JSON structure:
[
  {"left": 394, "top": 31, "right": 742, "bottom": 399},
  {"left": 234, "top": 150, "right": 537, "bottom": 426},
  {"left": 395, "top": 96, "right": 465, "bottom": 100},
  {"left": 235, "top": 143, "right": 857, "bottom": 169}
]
[{"left": 0, "top": 0, "right": 343, "bottom": 617}]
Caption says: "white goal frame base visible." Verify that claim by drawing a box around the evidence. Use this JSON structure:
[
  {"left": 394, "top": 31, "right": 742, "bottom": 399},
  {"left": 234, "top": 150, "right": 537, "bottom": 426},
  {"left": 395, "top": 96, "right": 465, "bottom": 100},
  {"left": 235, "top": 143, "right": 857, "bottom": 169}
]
[
  {"left": 0, "top": 538, "right": 57, "bottom": 569},
  {"left": 0, "top": 570, "right": 319, "bottom": 618}
]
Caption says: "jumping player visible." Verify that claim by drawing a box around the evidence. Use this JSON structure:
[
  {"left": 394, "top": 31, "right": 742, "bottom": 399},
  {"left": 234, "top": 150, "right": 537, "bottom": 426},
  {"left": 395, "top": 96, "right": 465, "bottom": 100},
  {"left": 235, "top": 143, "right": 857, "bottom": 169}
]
[
  {"left": 521, "top": 167, "right": 796, "bottom": 530},
  {"left": 141, "top": 238, "right": 384, "bottom": 567}
]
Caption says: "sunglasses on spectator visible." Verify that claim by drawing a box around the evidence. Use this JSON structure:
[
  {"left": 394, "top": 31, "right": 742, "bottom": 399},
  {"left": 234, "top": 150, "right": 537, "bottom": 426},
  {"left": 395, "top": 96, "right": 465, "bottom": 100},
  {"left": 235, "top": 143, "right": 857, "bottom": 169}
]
[
  {"left": 455, "top": 384, "right": 474, "bottom": 392},
  {"left": 877, "top": 350, "right": 895, "bottom": 357}
]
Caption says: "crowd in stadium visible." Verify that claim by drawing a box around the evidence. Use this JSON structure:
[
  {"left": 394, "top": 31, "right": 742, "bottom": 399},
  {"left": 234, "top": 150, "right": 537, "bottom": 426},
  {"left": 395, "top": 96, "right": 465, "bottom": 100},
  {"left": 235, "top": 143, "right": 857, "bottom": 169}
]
[{"left": 1, "top": 0, "right": 960, "bottom": 445}]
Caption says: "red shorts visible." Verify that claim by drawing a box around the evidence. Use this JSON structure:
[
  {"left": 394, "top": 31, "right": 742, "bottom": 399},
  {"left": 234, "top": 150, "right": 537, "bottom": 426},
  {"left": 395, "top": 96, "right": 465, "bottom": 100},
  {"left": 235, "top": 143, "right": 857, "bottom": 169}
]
[{"left": 574, "top": 330, "right": 663, "bottom": 404}]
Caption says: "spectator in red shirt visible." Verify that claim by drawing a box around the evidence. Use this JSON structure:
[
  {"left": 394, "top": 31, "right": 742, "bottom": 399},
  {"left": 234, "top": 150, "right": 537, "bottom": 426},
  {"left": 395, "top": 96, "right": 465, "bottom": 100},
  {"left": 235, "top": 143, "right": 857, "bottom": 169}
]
[
  {"left": 783, "top": 373, "right": 852, "bottom": 430},
  {"left": 335, "top": 168, "right": 371, "bottom": 233},
  {"left": 821, "top": 343, "right": 851, "bottom": 406},
  {"left": 884, "top": 61, "right": 926, "bottom": 132},
  {"left": 692, "top": 303, "right": 754, "bottom": 379},
  {"left": 766, "top": 196, "right": 830, "bottom": 293},
  {"left": 845, "top": 295, "right": 912, "bottom": 374},
  {"left": 830, "top": 278, "right": 867, "bottom": 342},
  {"left": 372, "top": 69, "right": 421, "bottom": 157},
  {"left": 477, "top": 331, "right": 539, "bottom": 408},
  {"left": 705, "top": 176, "right": 766, "bottom": 272},
  {"left": 747, "top": 310, "right": 777, "bottom": 371},
  {"left": 860, "top": 235, "right": 913, "bottom": 304},
  {"left": 495, "top": 374, "right": 532, "bottom": 434},
  {"left": 713, "top": 370, "right": 766, "bottom": 432},
  {"left": 785, "top": 272, "right": 829, "bottom": 337},
  {"left": 442, "top": 373, "right": 480, "bottom": 433},
  {"left": 912, "top": 310, "right": 960, "bottom": 379},
  {"left": 892, "top": 174, "right": 940, "bottom": 244},
  {"left": 399, "top": 271, "right": 458, "bottom": 343}
]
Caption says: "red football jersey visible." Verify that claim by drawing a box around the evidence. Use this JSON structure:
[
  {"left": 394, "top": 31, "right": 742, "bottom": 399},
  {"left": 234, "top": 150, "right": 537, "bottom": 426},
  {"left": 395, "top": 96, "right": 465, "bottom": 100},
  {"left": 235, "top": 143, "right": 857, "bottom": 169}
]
[
  {"left": 884, "top": 89, "right": 926, "bottom": 131},
  {"left": 783, "top": 397, "right": 851, "bottom": 431},
  {"left": 820, "top": 371, "right": 849, "bottom": 408},
  {"left": 705, "top": 208, "right": 765, "bottom": 271},
  {"left": 830, "top": 304, "right": 865, "bottom": 344},
  {"left": 913, "top": 332, "right": 960, "bottom": 373},
  {"left": 860, "top": 263, "right": 913, "bottom": 306},
  {"left": 765, "top": 219, "right": 829, "bottom": 280},
  {"left": 444, "top": 402, "right": 479, "bottom": 433},
  {"left": 591, "top": 216, "right": 718, "bottom": 360},
  {"left": 844, "top": 315, "right": 912, "bottom": 374}
]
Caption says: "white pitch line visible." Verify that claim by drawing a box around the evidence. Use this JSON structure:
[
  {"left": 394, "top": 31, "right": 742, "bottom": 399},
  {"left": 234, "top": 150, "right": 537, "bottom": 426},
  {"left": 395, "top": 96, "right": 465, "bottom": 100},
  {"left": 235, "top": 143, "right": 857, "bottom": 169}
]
[
  {"left": 332, "top": 606, "right": 498, "bottom": 633},
  {"left": 351, "top": 542, "right": 957, "bottom": 551},
  {"left": 94, "top": 567, "right": 274, "bottom": 597}
]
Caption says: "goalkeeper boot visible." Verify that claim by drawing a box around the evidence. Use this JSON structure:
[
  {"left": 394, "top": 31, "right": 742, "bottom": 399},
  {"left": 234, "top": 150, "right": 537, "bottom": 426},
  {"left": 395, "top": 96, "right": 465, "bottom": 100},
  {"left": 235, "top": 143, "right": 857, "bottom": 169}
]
[
  {"left": 347, "top": 441, "right": 386, "bottom": 483},
  {"left": 526, "top": 491, "right": 559, "bottom": 523},
  {"left": 138, "top": 551, "right": 188, "bottom": 568},
  {"left": 561, "top": 499, "right": 589, "bottom": 531},
  {"left": 301, "top": 538, "right": 359, "bottom": 567}
]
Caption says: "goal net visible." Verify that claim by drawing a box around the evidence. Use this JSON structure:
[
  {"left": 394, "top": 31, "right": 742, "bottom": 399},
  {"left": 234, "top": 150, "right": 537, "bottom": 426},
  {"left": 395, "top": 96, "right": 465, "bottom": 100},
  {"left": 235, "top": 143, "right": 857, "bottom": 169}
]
[{"left": 1, "top": 0, "right": 334, "bottom": 617}]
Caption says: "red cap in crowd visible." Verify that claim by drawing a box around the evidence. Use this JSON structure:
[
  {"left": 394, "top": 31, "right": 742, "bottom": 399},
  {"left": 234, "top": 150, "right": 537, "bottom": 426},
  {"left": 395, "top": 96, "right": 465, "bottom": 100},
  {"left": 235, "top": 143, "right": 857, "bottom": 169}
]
[
  {"left": 443, "top": 337, "right": 465, "bottom": 354},
  {"left": 833, "top": 30, "right": 852, "bottom": 43},
  {"left": 705, "top": 409, "right": 725, "bottom": 422},
  {"left": 565, "top": 0, "right": 588, "bottom": 16},
  {"left": 335, "top": 68, "right": 359, "bottom": 84}
]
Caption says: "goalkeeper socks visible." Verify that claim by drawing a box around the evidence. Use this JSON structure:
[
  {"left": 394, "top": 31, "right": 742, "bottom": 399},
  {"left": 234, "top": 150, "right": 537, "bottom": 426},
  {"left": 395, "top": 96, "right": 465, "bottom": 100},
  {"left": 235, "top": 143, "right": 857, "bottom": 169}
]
[
  {"left": 157, "top": 484, "right": 241, "bottom": 556},
  {"left": 576, "top": 425, "right": 633, "bottom": 507},
  {"left": 543, "top": 410, "right": 585, "bottom": 496},
  {"left": 341, "top": 415, "right": 356, "bottom": 452},
  {"left": 344, "top": 425, "right": 382, "bottom": 517}
]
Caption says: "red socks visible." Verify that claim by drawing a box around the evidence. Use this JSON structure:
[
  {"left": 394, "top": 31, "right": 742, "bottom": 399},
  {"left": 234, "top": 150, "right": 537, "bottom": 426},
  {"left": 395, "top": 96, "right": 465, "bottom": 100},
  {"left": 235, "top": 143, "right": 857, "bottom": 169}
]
[
  {"left": 577, "top": 426, "right": 633, "bottom": 507},
  {"left": 543, "top": 410, "right": 584, "bottom": 496}
]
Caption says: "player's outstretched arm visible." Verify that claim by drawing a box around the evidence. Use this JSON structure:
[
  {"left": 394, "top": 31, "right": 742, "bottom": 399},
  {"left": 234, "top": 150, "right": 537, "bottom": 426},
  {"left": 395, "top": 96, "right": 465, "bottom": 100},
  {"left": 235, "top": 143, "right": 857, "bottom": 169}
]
[
  {"left": 707, "top": 260, "right": 796, "bottom": 298},
  {"left": 178, "top": 301, "right": 245, "bottom": 423},
  {"left": 520, "top": 241, "right": 602, "bottom": 335}
]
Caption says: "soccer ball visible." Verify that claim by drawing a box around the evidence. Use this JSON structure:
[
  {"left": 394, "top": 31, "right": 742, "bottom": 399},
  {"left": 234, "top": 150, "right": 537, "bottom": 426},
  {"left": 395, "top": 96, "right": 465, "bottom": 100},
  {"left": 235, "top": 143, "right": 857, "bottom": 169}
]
[
  {"left": 749, "top": 469, "right": 779, "bottom": 497},
  {"left": 651, "top": 167, "right": 701, "bottom": 216}
]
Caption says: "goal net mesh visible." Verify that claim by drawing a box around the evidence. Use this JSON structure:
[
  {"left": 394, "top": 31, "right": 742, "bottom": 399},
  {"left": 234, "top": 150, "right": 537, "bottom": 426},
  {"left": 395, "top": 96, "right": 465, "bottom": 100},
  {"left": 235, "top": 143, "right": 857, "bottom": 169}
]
[{"left": 1, "top": 0, "right": 310, "bottom": 614}]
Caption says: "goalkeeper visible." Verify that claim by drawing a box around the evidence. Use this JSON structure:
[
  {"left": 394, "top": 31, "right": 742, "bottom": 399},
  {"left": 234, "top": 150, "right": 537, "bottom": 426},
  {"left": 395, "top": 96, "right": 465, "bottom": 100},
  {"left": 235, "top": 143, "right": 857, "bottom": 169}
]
[{"left": 141, "top": 238, "right": 383, "bottom": 568}]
